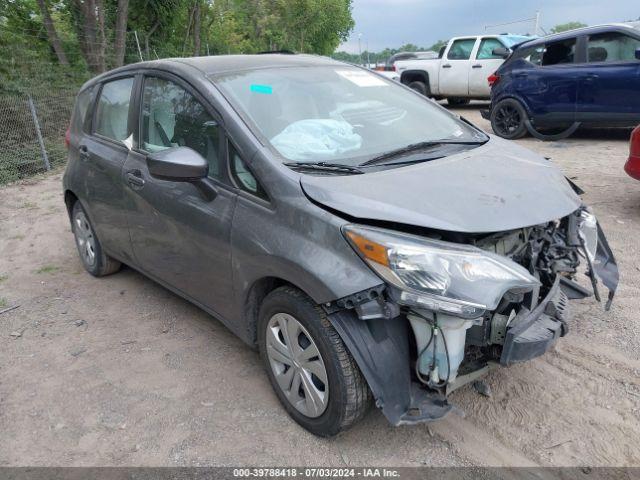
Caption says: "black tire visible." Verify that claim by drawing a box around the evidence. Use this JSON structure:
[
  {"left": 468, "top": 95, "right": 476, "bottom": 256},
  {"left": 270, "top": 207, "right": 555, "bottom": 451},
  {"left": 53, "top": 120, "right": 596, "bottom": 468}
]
[
  {"left": 258, "top": 286, "right": 372, "bottom": 437},
  {"left": 408, "top": 80, "right": 427, "bottom": 96},
  {"left": 447, "top": 97, "right": 470, "bottom": 106},
  {"left": 71, "top": 201, "right": 121, "bottom": 277},
  {"left": 490, "top": 98, "right": 528, "bottom": 139}
]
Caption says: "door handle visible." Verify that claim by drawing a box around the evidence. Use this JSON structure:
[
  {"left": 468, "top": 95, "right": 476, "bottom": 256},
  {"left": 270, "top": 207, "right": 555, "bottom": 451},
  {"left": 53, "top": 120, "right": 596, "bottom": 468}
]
[
  {"left": 78, "top": 145, "right": 90, "bottom": 162},
  {"left": 126, "top": 170, "right": 145, "bottom": 188},
  {"left": 472, "top": 64, "right": 482, "bottom": 69},
  {"left": 514, "top": 72, "right": 528, "bottom": 78},
  {"left": 442, "top": 64, "right": 452, "bottom": 69},
  {"left": 583, "top": 74, "right": 599, "bottom": 82}
]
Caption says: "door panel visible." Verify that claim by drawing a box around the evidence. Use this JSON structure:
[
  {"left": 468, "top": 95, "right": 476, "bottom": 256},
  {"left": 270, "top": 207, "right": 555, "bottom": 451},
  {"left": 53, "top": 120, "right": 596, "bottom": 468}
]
[
  {"left": 123, "top": 150, "right": 237, "bottom": 318},
  {"left": 78, "top": 77, "right": 136, "bottom": 262},
  {"left": 80, "top": 137, "right": 135, "bottom": 261},
  {"left": 518, "top": 38, "right": 579, "bottom": 124},
  {"left": 577, "top": 32, "right": 640, "bottom": 119},
  {"left": 439, "top": 38, "right": 477, "bottom": 96},
  {"left": 124, "top": 74, "right": 237, "bottom": 318},
  {"left": 469, "top": 38, "right": 505, "bottom": 96}
]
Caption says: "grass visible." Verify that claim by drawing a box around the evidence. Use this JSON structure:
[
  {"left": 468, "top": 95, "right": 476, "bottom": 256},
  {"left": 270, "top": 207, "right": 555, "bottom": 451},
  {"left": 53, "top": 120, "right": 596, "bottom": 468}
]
[
  {"left": 0, "top": 274, "right": 7, "bottom": 283},
  {"left": 0, "top": 298, "right": 7, "bottom": 308},
  {"left": 8, "top": 234, "right": 24, "bottom": 240},
  {"left": 36, "top": 264, "right": 60, "bottom": 274},
  {"left": 20, "top": 201, "right": 38, "bottom": 210}
]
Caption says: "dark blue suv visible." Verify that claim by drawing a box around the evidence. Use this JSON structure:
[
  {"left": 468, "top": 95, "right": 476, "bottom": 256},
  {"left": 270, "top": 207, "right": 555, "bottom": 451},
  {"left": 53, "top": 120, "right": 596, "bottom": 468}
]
[{"left": 484, "top": 23, "right": 640, "bottom": 139}]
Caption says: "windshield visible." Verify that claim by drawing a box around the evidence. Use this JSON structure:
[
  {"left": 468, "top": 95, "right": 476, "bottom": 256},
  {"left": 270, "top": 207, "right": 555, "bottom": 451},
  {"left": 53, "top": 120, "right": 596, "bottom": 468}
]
[{"left": 213, "top": 66, "right": 486, "bottom": 166}]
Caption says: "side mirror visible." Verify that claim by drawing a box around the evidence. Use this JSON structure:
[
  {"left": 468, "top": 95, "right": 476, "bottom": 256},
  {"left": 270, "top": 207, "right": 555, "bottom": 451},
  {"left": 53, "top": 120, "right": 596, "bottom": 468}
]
[
  {"left": 147, "top": 146, "right": 208, "bottom": 182},
  {"left": 636, "top": 48, "right": 640, "bottom": 60},
  {"left": 492, "top": 47, "right": 511, "bottom": 59}
]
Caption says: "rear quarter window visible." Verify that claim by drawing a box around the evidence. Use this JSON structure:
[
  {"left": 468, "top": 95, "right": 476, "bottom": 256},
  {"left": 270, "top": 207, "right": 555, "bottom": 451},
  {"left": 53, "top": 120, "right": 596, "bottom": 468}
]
[
  {"left": 71, "top": 87, "right": 93, "bottom": 133},
  {"left": 508, "top": 44, "right": 544, "bottom": 66}
]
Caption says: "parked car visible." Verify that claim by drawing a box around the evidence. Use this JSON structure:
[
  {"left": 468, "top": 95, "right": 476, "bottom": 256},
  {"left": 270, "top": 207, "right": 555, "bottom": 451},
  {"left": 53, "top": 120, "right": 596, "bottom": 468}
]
[
  {"left": 625, "top": 125, "right": 640, "bottom": 180},
  {"left": 374, "top": 52, "right": 438, "bottom": 81},
  {"left": 63, "top": 54, "right": 618, "bottom": 437},
  {"left": 485, "top": 23, "right": 640, "bottom": 139},
  {"left": 396, "top": 34, "right": 534, "bottom": 104}
]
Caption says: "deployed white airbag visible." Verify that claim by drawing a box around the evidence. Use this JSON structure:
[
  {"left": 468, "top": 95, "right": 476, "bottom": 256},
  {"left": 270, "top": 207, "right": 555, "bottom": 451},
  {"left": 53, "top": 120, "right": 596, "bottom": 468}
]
[{"left": 271, "top": 119, "right": 362, "bottom": 161}]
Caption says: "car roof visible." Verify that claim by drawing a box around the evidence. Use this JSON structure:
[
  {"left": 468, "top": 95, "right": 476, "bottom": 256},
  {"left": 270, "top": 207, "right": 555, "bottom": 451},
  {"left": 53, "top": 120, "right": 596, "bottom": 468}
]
[
  {"left": 517, "top": 22, "right": 640, "bottom": 48},
  {"left": 82, "top": 54, "right": 346, "bottom": 89}
]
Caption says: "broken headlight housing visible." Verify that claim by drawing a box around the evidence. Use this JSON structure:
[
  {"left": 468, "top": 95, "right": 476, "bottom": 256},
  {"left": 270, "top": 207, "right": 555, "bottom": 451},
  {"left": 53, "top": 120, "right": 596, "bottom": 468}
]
[{"left": 343, "top": 225, "right": 540, "bottom": 318}]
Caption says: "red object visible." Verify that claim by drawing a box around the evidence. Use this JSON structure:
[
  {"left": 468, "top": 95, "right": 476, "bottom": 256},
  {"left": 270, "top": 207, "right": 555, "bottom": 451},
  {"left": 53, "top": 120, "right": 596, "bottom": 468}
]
[
  {"left": 625, "top": 125, "right": 640, "bottom": 180},
  {"left": 487, "top": 72, "right": 500, "bottom": 87},
  {"left": 65, "top": 127, "right": 71, "bottom": 149}
]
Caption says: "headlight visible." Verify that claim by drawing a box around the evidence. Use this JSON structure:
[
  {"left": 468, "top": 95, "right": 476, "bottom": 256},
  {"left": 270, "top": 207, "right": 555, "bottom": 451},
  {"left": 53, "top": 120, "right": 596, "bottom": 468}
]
[
  {"left": 343, "top": 225, "right": 540, "bottom": 318},
  {"left": 578, "top": 210, "right": 598, "bottom": 263}
]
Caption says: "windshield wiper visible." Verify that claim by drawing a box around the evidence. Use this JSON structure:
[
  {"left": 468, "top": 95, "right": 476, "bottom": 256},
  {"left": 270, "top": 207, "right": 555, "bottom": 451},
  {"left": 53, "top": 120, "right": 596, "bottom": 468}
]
[
  {"left": 283, "top": 162, "right": 364, "bottom": 175},
  {"left": 360, "top": 139, "right": 487, "bottom": 166}
]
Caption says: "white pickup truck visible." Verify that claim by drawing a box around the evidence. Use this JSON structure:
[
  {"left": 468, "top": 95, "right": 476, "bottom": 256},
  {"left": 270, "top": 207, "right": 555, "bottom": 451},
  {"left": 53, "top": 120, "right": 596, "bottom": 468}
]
[{"left": 396, "top": 34, "right": 534, "bottom": 104}]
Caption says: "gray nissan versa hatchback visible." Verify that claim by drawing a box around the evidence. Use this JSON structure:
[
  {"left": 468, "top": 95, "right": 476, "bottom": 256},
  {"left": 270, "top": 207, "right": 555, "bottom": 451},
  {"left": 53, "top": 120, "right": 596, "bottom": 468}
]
[{"left": 63, "top": 54, "right": 619, "bottom": 437}]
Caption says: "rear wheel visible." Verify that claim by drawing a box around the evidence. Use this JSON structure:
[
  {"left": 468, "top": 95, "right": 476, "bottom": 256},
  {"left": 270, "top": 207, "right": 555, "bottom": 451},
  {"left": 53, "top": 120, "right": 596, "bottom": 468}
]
[
  {"left": 408, "top": 80, "right": 427, "bottom": 96},
  {"left": 71, "top": 202, "right": 121, "bottom": 277},
  {"left": 258, "top": 286, "right": 371, "bottom": 437},
  {"left": 490, "top": 98, "right": 528, "bottom": 139}
]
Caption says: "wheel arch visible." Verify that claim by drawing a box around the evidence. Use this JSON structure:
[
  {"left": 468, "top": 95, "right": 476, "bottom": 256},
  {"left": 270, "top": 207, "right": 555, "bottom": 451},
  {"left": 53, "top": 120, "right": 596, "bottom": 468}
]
[
  {"left": 243, "top": 276, "right": 312, "bottom": 347},
  {"left": 493, "top": 94, "right": 534, "bottom": 119},
  {"left": 64, "top": 189, "right": 79, "bottom": 220},
  {"left": 400, "top": 70, "right": 430, "bottom": 88}
]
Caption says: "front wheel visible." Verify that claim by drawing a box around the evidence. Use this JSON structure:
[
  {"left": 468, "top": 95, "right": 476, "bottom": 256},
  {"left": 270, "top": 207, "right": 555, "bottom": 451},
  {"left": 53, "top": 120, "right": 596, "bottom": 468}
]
[
  {"left": 258, "top": 287, "right": 371, "bottom": 437},
  {"left": 490, "top": 98, "right": 528, "bottom": 139}
]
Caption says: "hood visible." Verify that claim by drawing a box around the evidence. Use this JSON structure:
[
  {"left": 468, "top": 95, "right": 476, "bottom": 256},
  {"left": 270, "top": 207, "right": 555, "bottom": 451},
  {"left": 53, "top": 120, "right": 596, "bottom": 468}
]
[{"left": 301, "top": 137, "right": 582, "bottom": 233}]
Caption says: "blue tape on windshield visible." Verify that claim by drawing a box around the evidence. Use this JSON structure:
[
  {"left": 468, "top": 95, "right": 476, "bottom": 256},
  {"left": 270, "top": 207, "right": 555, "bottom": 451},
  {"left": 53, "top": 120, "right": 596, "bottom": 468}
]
[{"left": 250, "top": 84, "right": 273, "bottom": 95}]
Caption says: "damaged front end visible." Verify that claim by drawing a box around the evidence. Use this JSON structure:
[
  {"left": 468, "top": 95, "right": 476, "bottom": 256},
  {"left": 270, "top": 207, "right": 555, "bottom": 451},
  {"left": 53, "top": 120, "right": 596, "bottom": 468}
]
[{"left": 329, "top": 207, "right": 618, "bottom": 426}]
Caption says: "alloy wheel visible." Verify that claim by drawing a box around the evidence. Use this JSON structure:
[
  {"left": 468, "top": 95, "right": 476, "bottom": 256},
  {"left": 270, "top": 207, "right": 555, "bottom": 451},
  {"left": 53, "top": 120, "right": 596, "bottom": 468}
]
[
  {"left": 266, "top": 313, "right": 329, "bottom": 418},
  {"left": 494, "top": 104, "right": 522, "bottom": 135}
]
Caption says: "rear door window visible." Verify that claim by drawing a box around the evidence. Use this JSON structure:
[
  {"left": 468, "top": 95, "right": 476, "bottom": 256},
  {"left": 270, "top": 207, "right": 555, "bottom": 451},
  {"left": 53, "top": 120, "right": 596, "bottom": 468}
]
[
  {"left": 94, "top": 77, "right": 134, "bottom": 142},
  {"left": 447, "top": 39, "right": 476, "bottom": 60},
  {"left": 541, "top": 38, "right": 577, "bottom": 66},
  {"left": 141, "top": 76, "right": 222, "bottom": 179},
  {"left": 587, "top": 32, "right": 640, "bottom": 62}
]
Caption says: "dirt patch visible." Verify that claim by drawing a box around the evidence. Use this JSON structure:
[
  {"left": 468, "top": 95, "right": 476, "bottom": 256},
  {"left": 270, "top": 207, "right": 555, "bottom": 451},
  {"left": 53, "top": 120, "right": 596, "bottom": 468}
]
[{"left": 1, "top": 105, "right": 639, "bottom": 466}]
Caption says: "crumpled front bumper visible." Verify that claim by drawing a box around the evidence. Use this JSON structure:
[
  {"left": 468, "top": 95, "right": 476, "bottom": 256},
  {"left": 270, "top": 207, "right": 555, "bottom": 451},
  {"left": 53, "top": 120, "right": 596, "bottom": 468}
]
[
  {"left": 501, "top": 220, "right": 619, "bottom": 366},
  {"left": 500, "top": 277, "right": 569, "bottom": 366},
  {"left": 329, "top": 221, "right": 619, "bottom": 427}
]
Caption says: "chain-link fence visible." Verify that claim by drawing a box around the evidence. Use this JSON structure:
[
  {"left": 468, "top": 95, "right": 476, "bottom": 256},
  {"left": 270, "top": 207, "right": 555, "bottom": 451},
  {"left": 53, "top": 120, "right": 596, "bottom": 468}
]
[
  {"left": 0, "top": 24, "right": 189, "bottom": 186},
  {"left": 0, "top": 90, "right": 76, "bottom": 184}
]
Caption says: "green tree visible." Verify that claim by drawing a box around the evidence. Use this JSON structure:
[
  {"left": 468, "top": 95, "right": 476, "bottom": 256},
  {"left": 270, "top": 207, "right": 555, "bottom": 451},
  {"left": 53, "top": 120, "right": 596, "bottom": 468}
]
[{"left": 550, "top": 22, "right": 587, "bottom": 34}]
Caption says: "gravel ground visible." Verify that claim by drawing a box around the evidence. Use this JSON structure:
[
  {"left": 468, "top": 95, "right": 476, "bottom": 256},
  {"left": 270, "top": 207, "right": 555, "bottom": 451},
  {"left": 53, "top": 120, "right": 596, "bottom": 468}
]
[{"left": 1, "top": 104, "right": 639, "bottom": 467}]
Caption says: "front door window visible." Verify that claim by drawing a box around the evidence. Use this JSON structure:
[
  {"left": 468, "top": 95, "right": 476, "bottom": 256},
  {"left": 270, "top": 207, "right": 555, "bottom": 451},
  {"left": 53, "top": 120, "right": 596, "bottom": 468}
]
[{"left": 141, "top": 77, "right": 222, "bottom": 179}]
